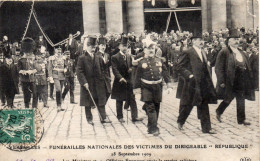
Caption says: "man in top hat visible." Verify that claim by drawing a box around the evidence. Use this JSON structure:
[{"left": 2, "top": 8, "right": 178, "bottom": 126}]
[
  {"left": 215, "top": 29, "right": 255, "bottom": 125},
  {"left": 111, "top": 36, "right": 143, "bottom": 123},
  {"left": 0, "top": 48, "right": 6, "bottom": 106},
  {"left": 176, "top": 34, "right": 217, "bottom": 134},
  {"left": 66, "top": 33, "right": 78, "bottom": 60},
  {"left": 133, "top": 38, "right": 172, "bottom": 136},
  {"left": 62, "top": 50, "right": 77, "bottom": 104},
  {"left": 92, "top": 36, "right": 112, "bottom": 123},
  {"left": 34, "top": 51, "right": 49, "bottom": 108},
  {"left": 48, "top": 47, "right": 67, "bottom": 112},
  {"left": 77, "top": 36, "right": 99, "bottom": 125},
  {"left": 18, "top": 37, "right": 38, "bottom": 108},
  {"left": 0, "top": 53, "right": 19, "bottom": 108}
]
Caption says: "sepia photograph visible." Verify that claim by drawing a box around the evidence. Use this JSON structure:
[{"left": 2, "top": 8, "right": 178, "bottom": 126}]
[{"left": 0, "top": 0, "right": 259, "bottom": 160}]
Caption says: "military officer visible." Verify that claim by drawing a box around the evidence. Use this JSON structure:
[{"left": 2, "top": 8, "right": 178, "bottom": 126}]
[
  {"left": 133, "top": 39, "right": 172, "bottom": 136},
  {"left": 48, "top": 47, "right": 66, "bottom": 112},
  {"left": 35, "top": 51, "right": 49, "bottom": 108},
  {"left": 18, "top": 38, "right": 38, "bottom": 108},
  {"left": 62, "top": 50, "right": 77, "bottom": 104}
]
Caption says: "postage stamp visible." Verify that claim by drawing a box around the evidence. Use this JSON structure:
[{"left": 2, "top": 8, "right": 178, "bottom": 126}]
[{"left": 0, "top": 108, "right": 44, "bottom": 152}]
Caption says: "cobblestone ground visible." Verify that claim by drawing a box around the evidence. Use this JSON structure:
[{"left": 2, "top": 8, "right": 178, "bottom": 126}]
[{"left": 1, "top": 80, "right": 259, "bottom": 146}]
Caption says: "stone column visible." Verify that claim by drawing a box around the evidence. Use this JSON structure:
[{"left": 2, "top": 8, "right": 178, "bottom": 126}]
[
  {"left": 105, "top": 0, "right": 123, "bottom": 33},
  {"left": 127, "top": 0, "right": 144, "bottom": 35},
  {"left": 246, "top": 0, "right": 254, "bottom": 29},
  {"left": 230, "top": 0, "right": 247, "bottom": 29},
  {"left": 82, "top": 0, "right": 100, "bottom": 34},
  {"left": 211, "top": 0, "right": 227, "bottom": 31},
  {"left": 253, "top": 0, "right": 259, "bottom": 30}
]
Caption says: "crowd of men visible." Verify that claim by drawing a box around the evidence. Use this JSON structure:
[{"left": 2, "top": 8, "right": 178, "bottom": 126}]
[{"left": 0, "top": 27, "right": 258, "bottom": 136}]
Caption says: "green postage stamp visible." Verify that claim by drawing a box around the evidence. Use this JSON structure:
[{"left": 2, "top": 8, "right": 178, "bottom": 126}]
[{"left": 0, "top": 109, "right": 44, "bottom": 151}]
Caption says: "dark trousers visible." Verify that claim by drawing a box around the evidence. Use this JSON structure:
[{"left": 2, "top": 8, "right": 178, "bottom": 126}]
[
  {"left": 145, "top": 101, "right": 160, "bottom": 132},
  {"left": 62, "top": 77, "right": 75, "bottom": 102},
  {"left": 84, "top": 105, "right": 107, "bottom": 121},
  {"left": 1, "top": 88, "right": 15, "bottom": 107},
  {"left": 177, "top": 101, "right": 211, "bottom": 133},
  {"left": 0, "top": 90, "right": 6, "bottom": 105},
  {"left": 49, "top": 82, "right": 54, "bottom": 98},
  {"left": 36, "top": 85, "right": 48, "bottom": 106},
  {"left": 54, "top": 79, "right": 64, "bottom": 106},
  {"left": 116, "top": 95, "right": 138, "bottom": 120},
  {"left": 97, "top": 105, "right": 106, "bottom": 120},
  {"left": 21, "top": 82, "right": 38, "bottom": 108},
  {"left": 85, "top": 106, "right": 93, "bottom": 121},
  {"left": 216, "top": 92, "right": 245, "bottom": 124}
]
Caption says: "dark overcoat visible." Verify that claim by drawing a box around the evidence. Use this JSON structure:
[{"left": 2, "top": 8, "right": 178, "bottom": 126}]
[
  {"left": 0, "top": 60, "right": 19, "bottom": 94},
  {"left": 215, "top": 47, "right": 255, "bottom": 101},
  {"left": 93, "top": 51, "right": 112, "bottom": 106},
  {"left": 249, "top": 53, "right": 259, "bottom": 89},
  {"left": 76, "top": 51, "right": 97, "bottom": 107},
  {"left": 111, "top": 51, "right": 133, "bottom": 101},
  {"left": 176, "top": 47, "right": 217, "bottom": 106}
]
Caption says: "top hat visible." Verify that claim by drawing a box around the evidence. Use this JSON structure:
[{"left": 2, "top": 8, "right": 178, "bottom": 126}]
[
  {"left": 191, "top": 32, "right": 202, "bottom": 41},
  {"left": 86, "top": 36, "right": 97, "bottom": 46},
  {"left": 98, "top": 37, "right": 107, "bottom": 45},
  {"left": 120, "top": 36, "right": 129, "bottom": 46},
  {"left": 21, "top": 37, "right": 35, "bottom": 53},
  {"left": 228, "top": 28, "right": 241, "bottom": 38}
]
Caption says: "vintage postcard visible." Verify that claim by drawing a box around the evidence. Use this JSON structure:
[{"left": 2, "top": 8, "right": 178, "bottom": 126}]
[{"left": 0, "top": 0, "right": 259, "bottom": 160}]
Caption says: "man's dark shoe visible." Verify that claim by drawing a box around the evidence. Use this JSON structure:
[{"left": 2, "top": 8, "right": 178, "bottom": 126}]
[
  {"left": 132, "top": 118, "right": 143, "bottom": 122},
  {"left": 1, "top": 103, "right": 5, "bottom": 106},
  {"left": 178, "top": 123, "right": 184, "bottom": 130},
  {"left": 216, "top": 112, "right": 222, "bottom": 123},
  {"left": 50, "top": 96, "right": 54, "bottom": 100},
  {"left": 119, "top": 118, "right": 125, "bottom": 123},
  {"left": 203, "top": 129, "right": 217, "bottom": 134},
  {"left": 70, "top": 101, "right": 77, "bottom": 104},
  {"left": 44, "top": 104, "right": 49, "bottom": 108},
  {"left": 238, "top": 121, "right": 251, "bottom": 126},
  {"left": 148, "top": 129, "right": 160, "bottom": 136},
  {"left": 88, "top": 120, "right": 94, "bottom": 125},
  {"left": 101, "top": 118, "right": 112, "bottom": 124}
]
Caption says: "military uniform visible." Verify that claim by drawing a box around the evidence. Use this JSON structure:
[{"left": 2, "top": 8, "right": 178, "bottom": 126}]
[
  {"left": 48, "top": 53, "right": 66, "bottom": 110},
  {"left": 18, "top": 54, "right": 38, "bottom": 108},
  {"left": 62, "top": 55, "right": 76, "bottom": 103},
  {"left": 35, "top": 55, "right": 48, "bottom": 107},
  {"left": 134, "top": 56, "right": 170, "bottom": 134}
]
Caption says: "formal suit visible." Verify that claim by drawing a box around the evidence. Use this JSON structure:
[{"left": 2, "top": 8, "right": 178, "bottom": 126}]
[
  {"left": 215, "top": 47, "right": 255, "bottom": 124},
  {"left": 77, "top": 51, "right": 97, "bottom": 121},
  {"left": 0, "top": 59, "right": 19, "bottom": 107},
  {"left": 248, "top": 53, "right": 259, "bottom": 90},
  {"left": 176, "top": 46, "right": 217, "bottom": 133},
  {"left": 67, "top": 38, "right": 78, "bottom": 59},
  {"left": 92, "top": 51, "right": 112, "bottom": 120},
  {"left": 111, "top": 51, "right": 138, "bottom": 120}
]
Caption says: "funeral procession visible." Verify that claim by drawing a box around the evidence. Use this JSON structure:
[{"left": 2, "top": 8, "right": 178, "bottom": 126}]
[{"left": 0, "top": 0, "right": 259, "bottom": 142}]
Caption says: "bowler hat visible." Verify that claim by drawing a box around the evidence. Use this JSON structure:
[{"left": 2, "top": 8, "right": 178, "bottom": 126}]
[
  {"left": 21, "top": 37, "right": 35, "bottom": 53},
  {"left": 120, "top": 36, "right": 129, "bottom": 46}
]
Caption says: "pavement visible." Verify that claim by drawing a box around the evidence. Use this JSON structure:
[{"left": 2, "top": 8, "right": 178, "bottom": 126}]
[{"left": 1, "top": 80, "right": 259, "bottom": 146}]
